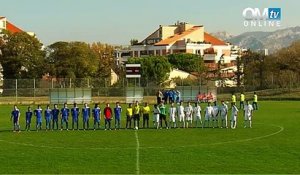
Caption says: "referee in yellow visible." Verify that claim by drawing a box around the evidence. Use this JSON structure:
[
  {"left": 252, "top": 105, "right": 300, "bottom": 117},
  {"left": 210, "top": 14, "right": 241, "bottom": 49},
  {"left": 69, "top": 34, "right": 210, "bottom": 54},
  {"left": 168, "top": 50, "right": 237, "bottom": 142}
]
[
  {"left": 240, "top": 92, "right": 245, "bottom": 109},
  {"left": 133, "top": 101, "right": 141, "bottom": 129},
  {"left": 142, "top": 102, "right": 150, "bottom": 128},
  {"left": 231, "top": 93, "right": 236, "bottom": 105}
]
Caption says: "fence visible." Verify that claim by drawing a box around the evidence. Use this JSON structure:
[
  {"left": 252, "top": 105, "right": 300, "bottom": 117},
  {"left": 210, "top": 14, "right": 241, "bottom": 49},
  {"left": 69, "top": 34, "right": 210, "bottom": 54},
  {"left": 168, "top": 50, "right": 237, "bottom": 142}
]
[{"left": 0, "top": 78, "right": 300, "bottom": 104}]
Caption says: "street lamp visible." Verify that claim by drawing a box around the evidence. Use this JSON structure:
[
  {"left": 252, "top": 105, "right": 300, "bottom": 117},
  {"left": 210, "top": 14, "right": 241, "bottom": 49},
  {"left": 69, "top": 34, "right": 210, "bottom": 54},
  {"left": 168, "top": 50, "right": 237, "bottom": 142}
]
[{"left": 218, "top": 54, "right": 225, "bottom": 87}]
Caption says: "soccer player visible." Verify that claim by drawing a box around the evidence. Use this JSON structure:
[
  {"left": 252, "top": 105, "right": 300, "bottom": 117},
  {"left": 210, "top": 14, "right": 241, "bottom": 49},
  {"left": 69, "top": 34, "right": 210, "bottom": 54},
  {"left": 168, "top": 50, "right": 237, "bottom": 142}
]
[
  {"left": 212, "top": 101, "right": 219, "bottom": 128},
  {"left": 114, "top": 102, "right": 122, "bottom": 130},
  {"left": 184, "top": 102, "right": 193, "bottom": 128},
  {"left": 61, "top": 103, "right": 70, "bottom": 130},
  {"left": 159, "top": 101, "right": 168, "bottom": 129},
  {"left": 153, "top": 104, "right": 160, "bottom": 129},
  {"left": 11, "top": 105, "right": 20, "bottom": 132},
  {"left": 126, "top": 103, "right": 133, "bottom": 129},
  {"left": 82, "top": 103, "right": 90, "bottom": 130},
  {"left": 193, "top": 102, "right": 202, "bottom": 128},
  {"left": 52, "top": 104, "right": 60, "bottom": 130},
  {"left": 104, "top": 103, "right": 113, "bottom": 130},
  {"left": 240, "top": 92, "right": 245, "bottom": 109},
  {"left": 34, "top": 105, "right": 43, "bottom": 131},
  {"left": 231, "top": 93, "right": 236, "bottom": 105},
  {"left": 133, "top": 101, "right": 141, "bottom": 129},
  {"left": 220, "top": 101, "right": 228, "bottom": 128},
  {"left": 230, "top": 103, "right": 239, "bottom": 129},
  {"left": 142, "top": 102, "right": 150, "bottom": 128},
  {"left": 169, "top": 102, "right": 177, "bottom": 128},
  {"left": 244, "top": 101, "right": 254, "bottom": 128},
  {"left": 253, "top": 92, "right": 258, "bottom": 110},
  {"left": 177, "top": 101, "right": 185, "bottom": 128},
  {"left": 25, "top": 106, "right": 33, "bottom": 131},
  {"left": 203, "top": 102, "right": 213, "bottom": 128},
  {"left": 71, "top": 103, "right": 80, "bottom": 130},
  {"left": 44, "top": 105, "right": 52, "bottom": 131},
  {"left": 92, "top": 103, "right": 101, "bottom": 130}
]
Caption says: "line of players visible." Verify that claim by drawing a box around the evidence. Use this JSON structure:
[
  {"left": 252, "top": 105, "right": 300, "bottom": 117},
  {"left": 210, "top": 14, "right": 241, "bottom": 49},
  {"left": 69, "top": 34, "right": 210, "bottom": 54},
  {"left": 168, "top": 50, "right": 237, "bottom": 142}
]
[{"left": 10, "top": 99, "right": 254, "bottom": 132}]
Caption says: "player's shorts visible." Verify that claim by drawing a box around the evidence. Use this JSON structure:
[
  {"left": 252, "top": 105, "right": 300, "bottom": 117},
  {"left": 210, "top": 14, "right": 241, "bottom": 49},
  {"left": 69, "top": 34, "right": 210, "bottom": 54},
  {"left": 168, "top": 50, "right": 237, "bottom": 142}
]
[
  {"left": 46, "top": 118, "right": 51, "bottom": 123},
  {"left": 155, "top": 115, "right": 160, "bottom": 123},
  {"left": 212, "top": 115, "right": 218, "bottom": 120},
  {"left": 231, "top": 115, "right": 237, "bottom": 122},
  {"left": 94, "top": 117, "right": 100, "bottom": 123},
  {"left": 170, "top": 115, "right": 176, "bottom": 122},
  {"left": 186, "top": 114, "right": 192, "bottom": 121},
  {"left": 244, "top": 115, "right": 252, "bottom": 121},
  {"left": 72, "top": 117, "right": 79, "bottom": 122},
  {"left": 205, "top": 114, "right": 211, "bottom": 121},
  {"left": 83, "top": 117, "right": 89, "bottom": 123},
  {"left": 179, "top": 114, "right": 185, "bottom": 122},
  {"left": 194, "top": 115, "right": 201, "bottom": 121},
  {"left": 62, "top": 116, "right": 68, "bottom": 122},
  {"left": 160, "top": 114, "right": 166, "bottom": 121}
]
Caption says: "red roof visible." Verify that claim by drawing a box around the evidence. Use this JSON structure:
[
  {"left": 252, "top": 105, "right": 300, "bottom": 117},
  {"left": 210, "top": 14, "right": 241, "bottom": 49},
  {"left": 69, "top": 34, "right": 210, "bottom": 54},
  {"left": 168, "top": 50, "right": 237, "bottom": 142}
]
[
  {"left": 154, "top": 26, "right": 201, "bottom": 46},
  {"left": 6, "top": 21, "right": 23, "bottom": 33},
  {"left": 204, "top": 32, "right": 226, "bottom": 45}
]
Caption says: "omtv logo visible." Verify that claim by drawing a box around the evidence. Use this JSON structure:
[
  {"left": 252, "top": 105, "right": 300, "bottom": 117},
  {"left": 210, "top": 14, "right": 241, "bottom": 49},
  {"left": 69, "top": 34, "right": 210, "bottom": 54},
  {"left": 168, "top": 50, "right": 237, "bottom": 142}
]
[{"left": 243, "top": 8, "right": 281, "bottom": 20}]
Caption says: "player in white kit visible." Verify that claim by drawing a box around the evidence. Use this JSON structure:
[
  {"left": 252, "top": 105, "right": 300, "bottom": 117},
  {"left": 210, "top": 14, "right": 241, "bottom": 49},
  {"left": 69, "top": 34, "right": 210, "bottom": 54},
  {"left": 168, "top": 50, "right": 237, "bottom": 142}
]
[
  {"left": 219, "top": 101, "right": 228, "bottom": 128},
  {"left": 169, "top": 102, "right": 177, "bottom": 128},
  {"left": 244, "top": 100, "right": 254, "bottom": 128},
  {"left": 153, "top": 104, "right": 160, "bottom": 129},
  {"left": 202, "top": 102, "right": 213, "bottom": 128},
  {"left": 184, "top": 102, "right": 193, "bottom": 128},
  {"left": 212, "top": 101, "right": 219, "bottom": 128},
  {"left": 193, "top": 102, "right": 202, "bottom": 128},
  {"left": 231, "top": 103, "right": 239, "bottom": 129},
  {"left": 177, "top": 101, "right": 185, "bottom": 128}
]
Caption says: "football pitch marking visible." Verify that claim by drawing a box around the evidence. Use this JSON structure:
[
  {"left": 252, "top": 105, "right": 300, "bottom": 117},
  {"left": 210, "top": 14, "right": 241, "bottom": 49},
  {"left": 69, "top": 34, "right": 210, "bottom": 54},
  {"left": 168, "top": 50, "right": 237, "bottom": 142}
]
[
  {"left": 0, "top": 123, "right": 284, "bottom": 150},
  {"left": 135, "top": 131, "right": 140, "bottom": 175}
]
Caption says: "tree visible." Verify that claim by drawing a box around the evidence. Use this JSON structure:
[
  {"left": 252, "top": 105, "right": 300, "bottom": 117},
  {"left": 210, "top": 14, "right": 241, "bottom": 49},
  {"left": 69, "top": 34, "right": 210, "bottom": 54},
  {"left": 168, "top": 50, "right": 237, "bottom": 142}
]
[
  {"left": 46, "top": 41, "right": 99, "bottom": 79},
  {"left": 167, "top": 53, "right": 205, "bottom": 73},
  {"left": 0, "top": 30, "right": 45, "bottom": 79},
  {"left": 127, "top": 56, "right": 171, "bottom": 86},
  {"left": 130, "top": 39, "right": 139, "bottom": 46}
]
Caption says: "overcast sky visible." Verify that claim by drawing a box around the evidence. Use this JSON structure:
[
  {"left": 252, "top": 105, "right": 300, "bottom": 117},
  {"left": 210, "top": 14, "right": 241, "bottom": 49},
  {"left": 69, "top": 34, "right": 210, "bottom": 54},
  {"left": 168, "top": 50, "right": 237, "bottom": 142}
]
[{"left": 1, "top": 0, "right": 299, "bottom": 45}]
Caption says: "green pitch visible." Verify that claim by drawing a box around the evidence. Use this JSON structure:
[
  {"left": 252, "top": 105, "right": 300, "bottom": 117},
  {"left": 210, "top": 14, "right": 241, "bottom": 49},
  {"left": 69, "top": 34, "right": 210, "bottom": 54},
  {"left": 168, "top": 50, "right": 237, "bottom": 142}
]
[{"left": 0, "top": 101, "right": 299, "bottom": 174}]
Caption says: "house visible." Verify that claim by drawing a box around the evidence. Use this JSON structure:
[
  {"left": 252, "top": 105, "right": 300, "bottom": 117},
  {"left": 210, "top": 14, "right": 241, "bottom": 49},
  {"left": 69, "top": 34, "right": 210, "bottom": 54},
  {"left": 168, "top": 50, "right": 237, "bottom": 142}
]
[{"left": 0, "top": 16, "right": 35, "bottom": 36}]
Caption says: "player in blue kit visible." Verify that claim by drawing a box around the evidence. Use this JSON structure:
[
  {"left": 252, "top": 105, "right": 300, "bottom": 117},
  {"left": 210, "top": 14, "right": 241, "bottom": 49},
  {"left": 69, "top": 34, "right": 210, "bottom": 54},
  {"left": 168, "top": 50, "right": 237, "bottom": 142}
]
[
  {"left": 52, "top": 104, "right": 60, "bottom": 130},
  {"left": 114, "top": 102, "right": 122, "bottom": 130},
  {"left": 92, "top": 103, "right": 101, "bottom": 130},
  {"left": 71, "top": 103, "right": 80, "bottom": 130},
  {"left": 61, "top": 103, "right": 70, "bottom": 130},
  {"left": 11, "top": 105, "right": 21, "bottom": 132},
  {"left": 34, "top": 105, "right": 43, "bottom": 131},
  {"left": 25, "top": 106, "right": 33, "bottom": 131},
  {"left": 82, "top": 103, "right": 90, "bottom": 130},
  {"left": 44, "top": 105, "right": 52, "bottom": 131}
]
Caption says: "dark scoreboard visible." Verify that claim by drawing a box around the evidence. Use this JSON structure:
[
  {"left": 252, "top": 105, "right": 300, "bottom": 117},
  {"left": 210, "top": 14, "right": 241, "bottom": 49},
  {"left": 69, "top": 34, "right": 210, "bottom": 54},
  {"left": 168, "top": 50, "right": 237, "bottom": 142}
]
[{"left": 126, "top": 64, "right": 141, "bottom": 78}]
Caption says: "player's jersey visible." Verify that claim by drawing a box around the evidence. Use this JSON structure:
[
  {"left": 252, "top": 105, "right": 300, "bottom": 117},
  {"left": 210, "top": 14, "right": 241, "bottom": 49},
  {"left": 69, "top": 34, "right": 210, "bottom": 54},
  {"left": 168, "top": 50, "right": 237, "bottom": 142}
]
[
  {"left": 220, "top": 104, "right": 228, "bottom": 116},
  {"left": 169, "top": 107, "right": 176, "bottom": 118},
  {"left": 240, "top": 94, "right": 245, "bottom": 102},
  {"left": 244, "top": 104, "right": 253, "bottom": 117},
  {"left": 133, "top": 105, "right": 140, "bottom": 115},
  {"left": 104, "top": 107, "right": 112, "bottom": 119},
  {"left": 25, "top": 111, "right": 33, "bottom": 123},
  {"left": 177, "top": 105, "right": 184, "bottom": 116},
  {"left": 184, "top": 105, "right": 193, "bottom": 116},
  {"left": 254, "top": 95, "right": 258, "bottom": 102},
  {"left": 159, "top": 105, "right": 166, "bottom": 115},
  {"left": 126, "top": 108, "right": 133, "bottom": 116},
  {"left": 71, "top": 107, "right": 80, "bottom": 119},
  {"left": 231, "top": 105, "right": 239, "bottom": 116},
  {"left": 44, "top": 109, "right": 52, "bottom": 119},
  {"left": 11, "top": 109, "right": 20, "bottom": 122},
  {"left": 52, "top": 109, "right": 59, "bottom": 120},
  {"left": 114, "top": 106, "right": 122, "bottom": 119},
  {"left": 61, "top": 108, "right": 69, "bottom": 118},
  {"left": 194, "top": 106, "right": 201, "bottom": 116},
  {"left": 232, "top": 95, "right": 236, "bottom": 103},
  {"left": 82, "top": 107, "right": 90, "bottom": 119},
  {"left": 92, "top": 107, "right": 101, "bottom": 120},
  {"left": 34, "top": 108, "right": 43, "bottom": 122},
  {"left": 212, "top": 106, "right": 219, "bottom": 117},
  {"left": 205, "top": 106, "right": 213, "bottom": 116},
  {"left": 142, "top": 106, "right": 150, "bottom": 114}
]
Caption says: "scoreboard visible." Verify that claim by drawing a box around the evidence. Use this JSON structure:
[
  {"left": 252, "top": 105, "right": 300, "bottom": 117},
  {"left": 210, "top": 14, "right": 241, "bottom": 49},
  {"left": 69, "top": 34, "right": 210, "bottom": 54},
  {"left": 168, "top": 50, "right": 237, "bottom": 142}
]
[{"left": 126, "top": 64, "right": 141, "bottom": 78}]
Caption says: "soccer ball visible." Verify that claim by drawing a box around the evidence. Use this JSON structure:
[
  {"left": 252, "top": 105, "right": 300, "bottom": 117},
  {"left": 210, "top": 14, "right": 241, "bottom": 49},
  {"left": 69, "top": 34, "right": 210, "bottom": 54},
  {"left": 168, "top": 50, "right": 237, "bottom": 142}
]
[{"left": 134, "top": 126, "right": 139, "bottom": 130}]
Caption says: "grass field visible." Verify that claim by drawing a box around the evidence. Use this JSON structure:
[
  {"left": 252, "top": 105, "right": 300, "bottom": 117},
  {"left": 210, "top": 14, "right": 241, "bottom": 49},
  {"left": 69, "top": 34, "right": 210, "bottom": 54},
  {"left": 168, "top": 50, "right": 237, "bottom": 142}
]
[{"left": 0, "top": 101, "right": 299, "bottom": 174}]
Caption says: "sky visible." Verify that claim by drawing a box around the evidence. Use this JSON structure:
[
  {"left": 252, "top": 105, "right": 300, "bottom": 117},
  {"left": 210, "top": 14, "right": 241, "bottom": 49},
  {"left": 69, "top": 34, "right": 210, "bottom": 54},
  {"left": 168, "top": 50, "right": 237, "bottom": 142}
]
[{"left": 1, "top": 0, "right": 299, "bottom": 45}]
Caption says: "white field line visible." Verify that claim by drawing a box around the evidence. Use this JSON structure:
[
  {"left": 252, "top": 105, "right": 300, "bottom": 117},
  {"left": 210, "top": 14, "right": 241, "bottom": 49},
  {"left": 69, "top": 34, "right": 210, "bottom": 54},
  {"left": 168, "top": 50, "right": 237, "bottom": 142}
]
[
  {"left": 0, "top": 123, "right": 284, "bottom": 150},
  {"left": 135, "top": 130, "right": 140, "bottom": 175}
]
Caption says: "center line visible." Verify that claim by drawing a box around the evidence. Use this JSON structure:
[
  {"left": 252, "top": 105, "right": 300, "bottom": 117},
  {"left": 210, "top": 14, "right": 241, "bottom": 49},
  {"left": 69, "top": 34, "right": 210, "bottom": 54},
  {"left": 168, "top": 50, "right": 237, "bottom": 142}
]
[{"left": 135, "top": 131, "right": 140, "bottom": 175}]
